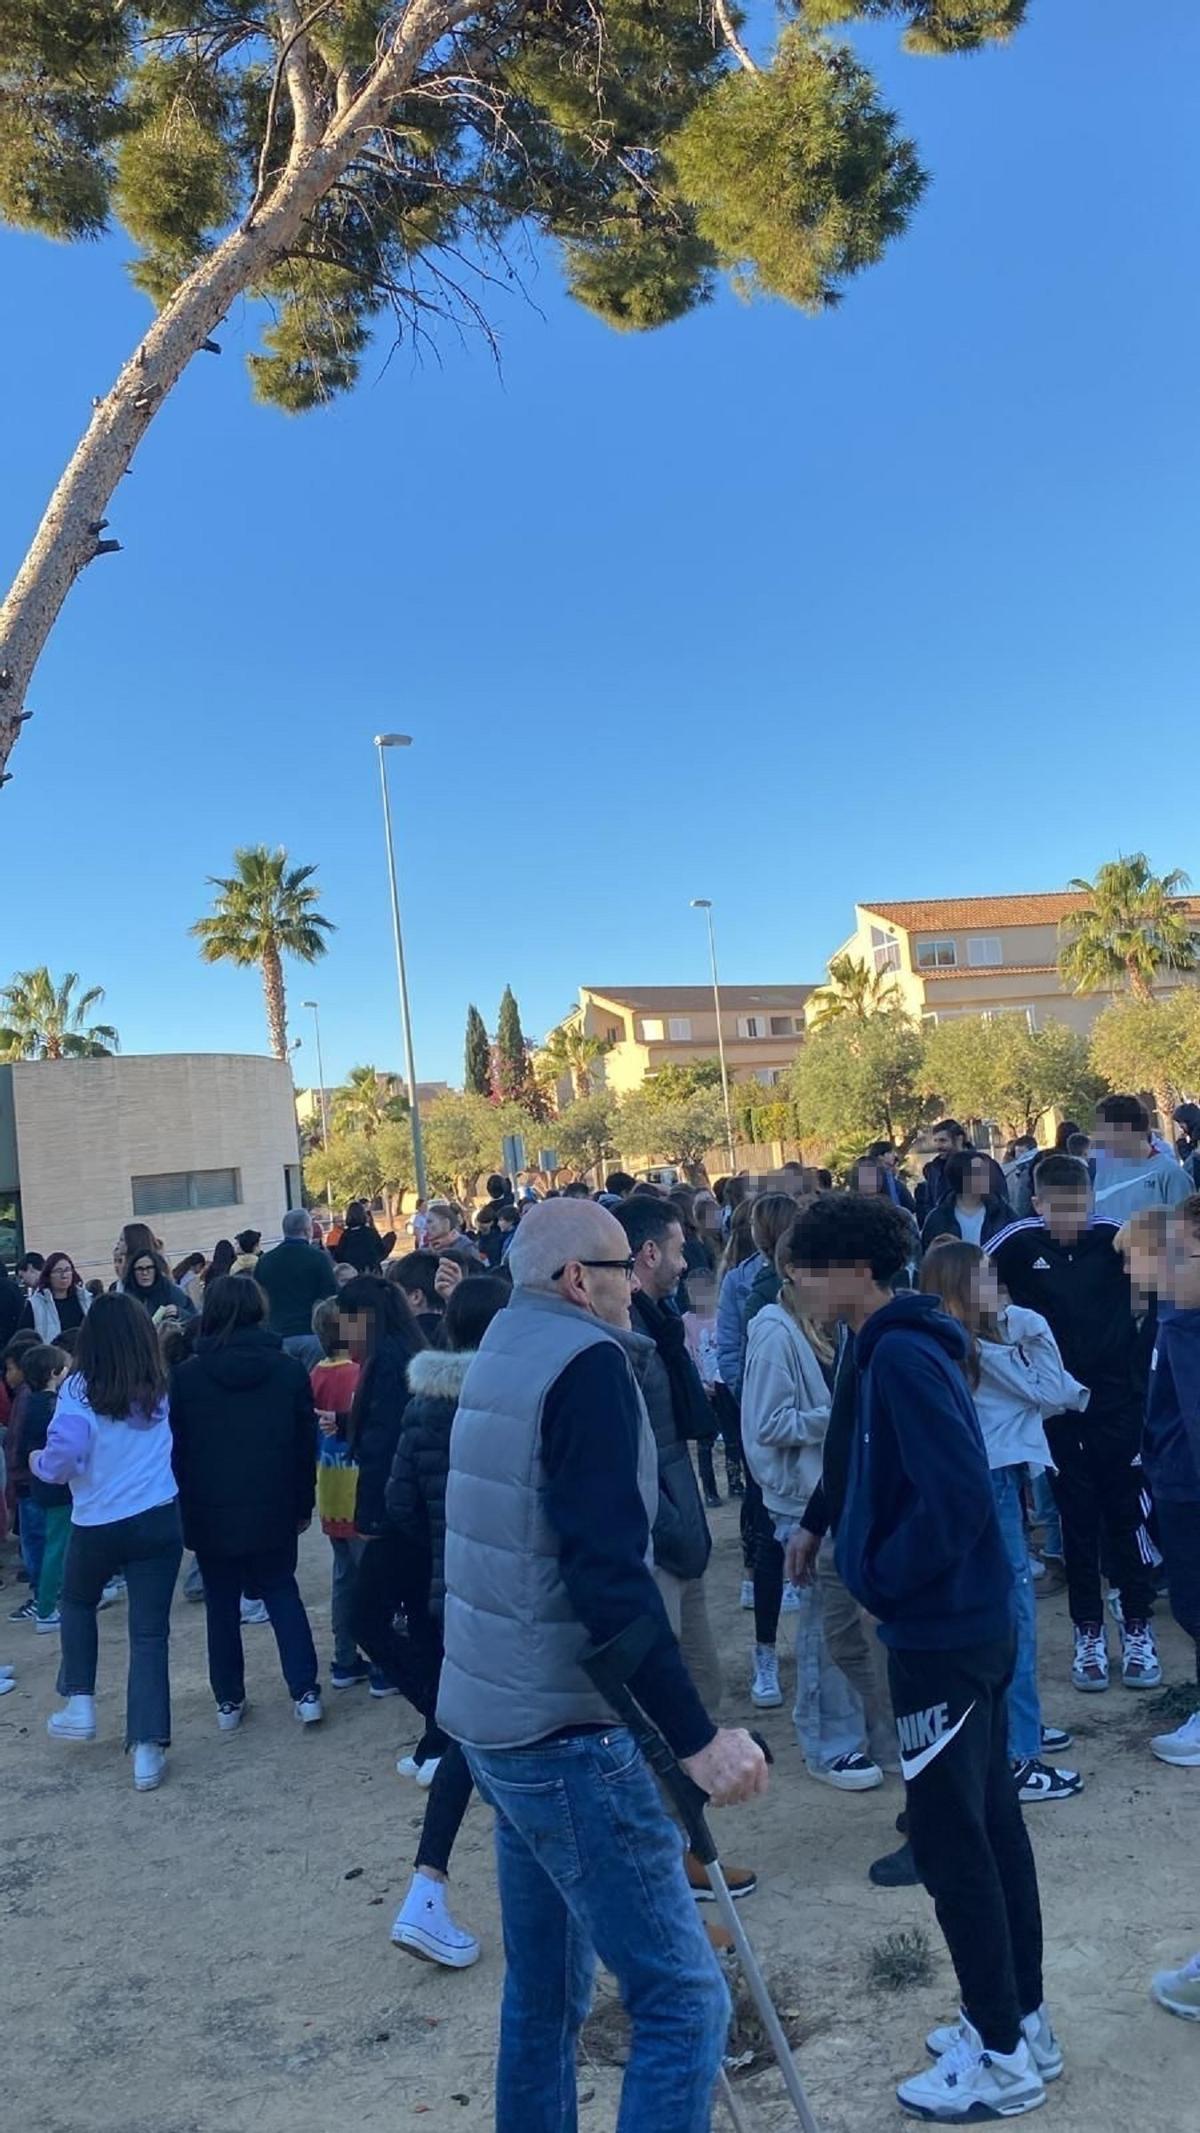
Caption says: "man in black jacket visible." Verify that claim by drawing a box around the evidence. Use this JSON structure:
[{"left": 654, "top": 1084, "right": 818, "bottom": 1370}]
[
  {"left": 989, "top": 1152, "right": 1160, "bottom": 1696},
  {"left": 255, "top": 1209, "right": 336, "bottom": 1369}
]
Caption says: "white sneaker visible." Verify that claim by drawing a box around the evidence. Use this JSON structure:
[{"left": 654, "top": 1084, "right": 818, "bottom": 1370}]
[
  {"left": 240, "top": 1598, "right": 270, "bottom": 1626},
  {"left": 927, "top": 2006, "right": 1063, "bottom": 2083},
  {"left": 809, "top": 1752, "right": 883, "bottom": 1793},
  {"left": 1071, "top": 1624, "right": 1109, "bottom": 1693},
  {"left": 0, "top": 1676, "right": 14, "bottom": 1697},
  {"left": 739, "top": 1577, "right": 755, "bottom": 1611},
  {"left": 780, "top": 1581, "right": 802, "bottom": 1614},
  {"left": 98, "top": 1577, "right": 125, "bottom": 1610},
  {"left": 1120, "top": 1620, "right": 1163, "bottom": 1689},
  {"left": 217, "top": 1701, "right": 245, "bottom": 1733},
  {"left": 47, "top": 1695, "right": 96, "bottom": 1741},
  {"left": 133, "top": 1742, "right": 166, "bottom": 1792},
  {"left": 294, "top": 1689, "right": 323, "bottom": 1725},
  {"left": 1152, "top": 1951, "right": 1200, "bottom": 2020},
  {"left": 1151, "top": 1708, "right": 1200, "bottom": 1766},
  {"left": 750, "top": 1645, "right": 783, "bottom": 1709},
  {"left": 34, "top": 1611, "right": 61, "bottom": 1634},
  {"left": 0, "top": 1663, "right": 14, "bottom": 1679},
  {"left": 391, "top": 1873, "right": 481, "bottom": 1969},
  {"left": 396, "top": 1752, "right": 441, "bottom": 1786},
  {"left": 899, "top": 2020, "right": 1045, "bottom": 2120}
]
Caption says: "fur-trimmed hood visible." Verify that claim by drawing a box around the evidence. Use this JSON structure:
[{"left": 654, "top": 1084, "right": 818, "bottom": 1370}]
[{"left": 406, "top": 1347, "right": 476, "bottom": 1402}]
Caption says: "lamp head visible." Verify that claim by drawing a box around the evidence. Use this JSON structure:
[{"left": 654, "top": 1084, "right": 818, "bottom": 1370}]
[
  {"left": 374, "top": 733, "right": 413, "bottom": 748},
  {"left": 690, "top": 898, "right": 713, "bottom": 911}
]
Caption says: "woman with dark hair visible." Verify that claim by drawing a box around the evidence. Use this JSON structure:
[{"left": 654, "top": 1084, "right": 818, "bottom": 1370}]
[
  {"left": 384, "top": 1273, "right": 510, "bottom": 1967},
  {"left": 31, "top": 1294, "right": 182, "bottom": 1792},
  {"left": 22, "top": 1252, "right": 92, "bottom": 1341},
  {"left": 920, "top": 1151, "right": 1013, "bottom": 1253},
  {"left": 337, "top": 1277, "right": 436, "bottom": 1737},
  {"left": 122, "top": 1247, "right": 198, "bottom": 1324},
  {"left": 334, "top": 1201, "right": 397, "bottom": 1276},
  {"left": 232, "top": 1230, "right": 262, "bottom": 1275},
  {"left": 169, "top": 1275, "right": 322, "bottom": 1731}
]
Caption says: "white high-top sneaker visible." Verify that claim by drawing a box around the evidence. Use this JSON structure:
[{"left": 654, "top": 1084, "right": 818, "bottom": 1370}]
[
  {"left": 47, "top": 1694, "right": 96, "bottom": 1741},
  {"left": 899, "top": 2018, "right": 1045, "bottom": 2121},
  {"left": 391, "top": 1873, "right": 481, "bottom": 1969},
  {"left": 132, "top": 1743, "right": 166, "bottom": 1792},
  {"left": 750, "top": 1645, "right": 782, "bottom": 1708}
]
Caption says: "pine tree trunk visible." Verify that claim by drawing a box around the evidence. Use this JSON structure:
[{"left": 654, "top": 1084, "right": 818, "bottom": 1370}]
[
  {"left": 262, "top": 945, "right": 288, "bottom": 1062},
  {"left": 0, "top": 0, "right": 476, "bottom": 784}
]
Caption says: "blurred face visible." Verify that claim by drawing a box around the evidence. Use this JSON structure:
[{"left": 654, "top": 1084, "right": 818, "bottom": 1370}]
[
  {"left": 795, "top": 1257, "right": 878, "bottom": 1327},
  {"left": 635, "top": 1220, "right": 687, "bottom": 1301},
  {"left": 113, "top": 1240, "right": 127, "bottom": 1279},
  {"left": 853, "top": 1164, "right": 882, "bottom": 1197},
  {"left": 1162, "top": 1216, "right": 1200, "bottom": 1311},
  {"left": 131, "top": 1256, "right": 157, "bottom": 1288},
  {"left": 961, "top": 1157, "right": 992, "bottom": 1199},
  {"left": 4, "top": 1357, "right": 22, "bottom": 1389},
  {"left": 974, "top": 1259, "right": 1003, "bottom": 1319},
  {"left": 19, "top": 1262, "right": 40, "bottom": 1290},
  {"left": 1034, "top": 1185, "right": 1089, "bottom": 1246},
  {"left": 339, "top": 1307, "right": 373, "bottom": 1361},
  {"left": 1093, "top": 1115, "right": 1144, "bottom": 1160}
]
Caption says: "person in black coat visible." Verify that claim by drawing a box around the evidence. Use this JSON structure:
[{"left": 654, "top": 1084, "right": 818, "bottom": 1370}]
[
  {"left": 334, "top": 1201, "right": 397, "bottom": 1275},
  {"left": 383, "top": 1273, "right": 510, "bottom": 1968},
  {"left": 0, "top": 1269, "right": 23, "bottom": 1350},
  {"left": 919, "top": 1151, "right": 1013, "bottom": 1252},
  {"left": 169, "top": 1275, "right": 321, "bottom": 1728}
]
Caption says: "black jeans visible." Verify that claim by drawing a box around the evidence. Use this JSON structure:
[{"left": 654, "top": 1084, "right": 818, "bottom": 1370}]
[
  {"left": 59, "top": 1499, "right": 184, "bottom": 1749},
  {"left": 712, "top": 1386, "right": 744, "bottom": 1493},
  {"left": 415, "top": 1738, "right": 475, "bottom": 1875},
  {"left": 889, "top": 1635, "right": 1044, "bottom": 2055},
  {"left": 1155, "top": 1497, "right": 1200, "bottom": 1678},
  {"left": 198, "top": 1541, "right": 319, "bottom": 1704},
  {"left": 1045, "top": 1410, "right": 1156, "bottom": 1627},
  {"left": 739, "top": 1469, "right": 783, "bottom": 1645},
  {"left": 352, "top": 1532, "right": 446, "bottom": 1754}
]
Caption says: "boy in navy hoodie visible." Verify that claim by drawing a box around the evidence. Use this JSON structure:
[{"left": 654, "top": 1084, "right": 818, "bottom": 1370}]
[{"left": 787, "top": 1193, "right": 1055, "bottom": 2124}]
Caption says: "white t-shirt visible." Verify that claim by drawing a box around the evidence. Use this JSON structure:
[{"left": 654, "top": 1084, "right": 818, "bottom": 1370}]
[{"left": 955, "top": 1203, "right": 987, "bottom": 1248}]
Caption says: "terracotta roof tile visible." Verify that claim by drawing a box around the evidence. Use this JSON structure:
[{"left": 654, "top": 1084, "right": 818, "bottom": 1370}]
[
  {"left": 860, "top": 893, "right": 1092, "bottom": 932},
  {"left": 585, "top": 985, "right": 813, "bottom": 1012},
  {"left": 920, "top": 964, "right": 1060, "bottom": 981}
]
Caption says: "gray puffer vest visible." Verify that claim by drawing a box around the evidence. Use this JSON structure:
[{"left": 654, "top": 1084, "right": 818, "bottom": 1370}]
[{"left": 437, "top": 1287, "right": 658, "bottom": 1751}]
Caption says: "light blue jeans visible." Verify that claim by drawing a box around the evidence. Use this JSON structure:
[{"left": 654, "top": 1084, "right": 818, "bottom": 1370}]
[
  {"left": 992, "top": 1466, "right": 1041, "bottom": 1761},
  {"left": 775, "top": 1518, "right": 868, "bottom": 1770},
  {"left": 465, "top": 1728, "right": 730, "bottom": 2133},
  {"left": 1031, "top": 1466, "right": 1063, "bottom": 1560}
]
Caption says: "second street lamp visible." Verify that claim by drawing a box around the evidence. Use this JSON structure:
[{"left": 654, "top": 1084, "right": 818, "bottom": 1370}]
[
  {"left": 301, "top": 999, "right": 329, "bottom": 1149},
  {"left": 690, "top": 897, "right": 736, "bottom": 1170},
  {"left": 374, "top": 734, "right": 428, "bottom": 1202}
]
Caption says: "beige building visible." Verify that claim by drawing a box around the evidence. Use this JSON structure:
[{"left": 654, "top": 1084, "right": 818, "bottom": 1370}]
[
  {"left": 579, "top": 984, "right": 814, "bottom": 1095},
  {"left": 818, "top": 893, "right": 1200, "bottom": 1035},
  {"left": 0, "top": 1054, "right": 302, "bottom": 1280}
]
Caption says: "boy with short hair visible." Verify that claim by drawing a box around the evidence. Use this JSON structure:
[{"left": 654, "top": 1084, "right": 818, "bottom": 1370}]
[
  {"left": 789, "top": 1192, "right": 1054, "bottom": 2122},
  {"left": 989, "top": 1153, "right": 1160, "bottom": 1695}
]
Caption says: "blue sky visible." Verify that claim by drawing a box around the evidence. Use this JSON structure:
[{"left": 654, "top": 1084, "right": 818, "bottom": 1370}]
[{"left": 2, "top": 0, "right": 1198, "bottom": 1087}]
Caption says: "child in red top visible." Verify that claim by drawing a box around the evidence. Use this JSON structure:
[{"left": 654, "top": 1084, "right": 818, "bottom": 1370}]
[{"left": 310, "top": 1297, "right": 367, "bottom": 1688}]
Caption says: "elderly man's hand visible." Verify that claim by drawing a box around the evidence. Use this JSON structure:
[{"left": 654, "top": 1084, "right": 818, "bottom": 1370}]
[{"left": 681, "top": 1727, "right": 768, "bottom": 1808}]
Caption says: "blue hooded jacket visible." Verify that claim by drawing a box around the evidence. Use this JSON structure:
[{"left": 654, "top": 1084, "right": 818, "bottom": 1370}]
[
  {"left": 834, "top": 1292, "right": 1012, "bottom": 1651},
  {"left": 1144, "top": 1308, "right": 1200, "bottom": 1504}
]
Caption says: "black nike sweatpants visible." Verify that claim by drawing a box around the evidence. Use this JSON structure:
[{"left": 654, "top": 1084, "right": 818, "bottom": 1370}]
[
  {"left": 888, "top": 1635, "right": 1044, "bottom": 2055},
  {"left": 1044, "top": 1408, "right": 1156, "bottom": 1629}
]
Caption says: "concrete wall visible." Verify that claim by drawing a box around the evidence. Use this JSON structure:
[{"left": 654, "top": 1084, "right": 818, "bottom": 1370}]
[{"left": 13, "top": 1054, "right": 300, "bottom": 1280}]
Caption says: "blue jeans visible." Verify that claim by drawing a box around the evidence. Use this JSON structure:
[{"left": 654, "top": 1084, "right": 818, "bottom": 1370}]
[
  {"left": 992, "top": 1467, "right": 1041, "bottom": 1760},
  {"left": 775, "top": 1519, "right": 868, "bottom": 1770},
  {"left": 59, "top": 1500, "right": 184, "bottom": 1748},
  {"left": 197, "top": 1543, "right": 319, "bottom": 1704},
  {"left": 19, "top": 1497, "right": 47, "bottom": 1587},
  {"left": 329, "top": 1533, "right": 365, "bottom": 1669},
  {"left": 465, "top": 1729, "right": 730, "bottom": 2133},
  {"left": 1031, "top": 1467, "right": 1062, "bottom": 1560}
]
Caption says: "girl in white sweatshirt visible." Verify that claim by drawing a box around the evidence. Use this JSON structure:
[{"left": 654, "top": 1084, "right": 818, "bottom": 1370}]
[
  {"left": 741, "top": 1234, "right": 882, "bottom": 1791},
  {"left": 920, "top": 1239, "right": 1087, "bottom": 1804}
]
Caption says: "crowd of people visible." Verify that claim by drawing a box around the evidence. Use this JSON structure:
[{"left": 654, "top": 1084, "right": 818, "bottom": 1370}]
[{"left": 1, "top": 1098, "right": 1199, "bottom": 2126}]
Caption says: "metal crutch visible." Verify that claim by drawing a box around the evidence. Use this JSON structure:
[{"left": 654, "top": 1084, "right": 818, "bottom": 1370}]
[{"left": 584, "top": 1621, "right": 824, "bottom": 2133}]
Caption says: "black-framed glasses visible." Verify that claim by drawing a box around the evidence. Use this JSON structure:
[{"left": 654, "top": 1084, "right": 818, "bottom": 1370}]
[{"left": 552, "top": 1256, "right": 637, "bottom": 1281}]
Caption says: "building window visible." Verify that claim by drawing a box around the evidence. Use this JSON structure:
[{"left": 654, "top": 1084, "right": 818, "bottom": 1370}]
[
  {"left": 916, "top": 940, "right": 957, "bottom": 970},
  {"left": 870, "top": 926, "right": 902, "bottom": 974},
  {"left": 668, "top": 1016, "right": 692, "bottom": 1041},
  {"left": 284, "top": 1163, "right": 303, "bottom": 1211},
  {"left": 606, "top": 1025, "right": 619, "bottom": 1044},
  {"left": 131, "top": 1168, "right": 242, "bottom": 1217},
  {"left": 920, "top": 1012, "right": 939, "bottom": 1028},
  {"left": 640, "top": 1018, "right": 665, "bottom": 1042},
  {"left": 769, "top": 1015, "right": 799, "bottom": 1036},
  {"left": 1025, "top": 1006, "right": 1039, "bottom": 1033},
  {"left": 967, "top": 936, "right": 1002, "bottom": 967},
  {"left": 736, "top": 1015, "right": 763, "bottom": 1039},
  {"left": 754, "top": 1067, "right": 785, "bottom": 1086}
]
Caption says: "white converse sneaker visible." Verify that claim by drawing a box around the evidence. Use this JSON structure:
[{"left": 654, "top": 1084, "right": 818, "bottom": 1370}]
[
  {"left": 750, "top": 1645, "right": 783, "bottom": 1709},
  {"left": 217, "top": 1701, "right": 246, "bottom": 1733},
  {"left": 294, "top": 1689, "right": 323, "bottom": 1725},
  {"left": 1120, "top": 1621, "right": 1162, "bottom": 1690},
  {"left": 240, "top": 1598, "right": 270, "bottom": 1626},
  {"left": 1151, "top": 1708, "right": 1200, "bottom": 1766},
  {"left": 780, "top": 1581, "right": 802, "bottom": 1614},
  {"left": 927, "top": 2005, "right": 1061, "bottom": 2085},
  {"left": 1071, "top": 1624, "right": 1109, "bottom": 1693},
  {"left": 34, "top": 1611, "right": 61, "bottom": 1634},
  {"left": 739, "top": 1577, "right": 755, "bottom": 1611},
  {"left": 1152, "top": 1951, "right": 1200, "bottom": 2020},
  {"left": 809, "top": 1752, "right": 883, "bottom": 1792},
  {"left": 900, "top": 2020, "right": 1045, "bottom": 2120},
  {"left": 47, "top": 1695, "right": 96, "bottom": 1741},
  {"left": 132, "top": 1743, "right": 166, "bottom": 1792},
  {"left": 391, "top": 1873, "right": 481, "bottom": 1969}
]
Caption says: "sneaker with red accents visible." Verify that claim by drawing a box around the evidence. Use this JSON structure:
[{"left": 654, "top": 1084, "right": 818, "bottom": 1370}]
[
  {"left": 1071, "top": 1624, "right": 1109, "bottom": 1693},
  {"left": 1120, "top": 1620, "right": 1162, "bottom": 1690}
]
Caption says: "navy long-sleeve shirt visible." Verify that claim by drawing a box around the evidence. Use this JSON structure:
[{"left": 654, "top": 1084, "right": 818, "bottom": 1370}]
[{"left": 540, "top": 1344, "right": 716, "bottom": 1760}]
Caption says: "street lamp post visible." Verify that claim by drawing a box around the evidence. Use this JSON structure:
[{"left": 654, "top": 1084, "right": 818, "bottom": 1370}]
[
  {"left": 374, "top": 734, "right": 428, "bottom": 1202},
  {"left": 301, "top": 999, "right": 329, "bottom": 1149},
  {"left": 690, "top": 898, "right": 736, "bottom": 1170}
]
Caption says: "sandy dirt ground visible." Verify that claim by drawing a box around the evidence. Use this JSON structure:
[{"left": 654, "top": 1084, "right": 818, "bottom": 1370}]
[{"left": 3, "top": 1505, "right": 1198, "bottom": 2133}]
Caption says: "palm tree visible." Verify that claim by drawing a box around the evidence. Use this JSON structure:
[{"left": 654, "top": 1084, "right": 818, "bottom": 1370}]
[
  {"left": 1058, "top": 855, "right": 1196, "bottom": 1004},
  {"left": 0, "top": 968, "right": 119, "bottom": 1060},
  {"left": 331, "top": 1063, "right": 408, "bottom": 1137},
  {"left": 192, "top": 845, "right": 334, "bottom": 1061},
  {"left": 808, "top": 952, "right": 899, "bottom": 1028},
  {"left": 535, "top": 1012, "right": 612, "bottom": 1103}
]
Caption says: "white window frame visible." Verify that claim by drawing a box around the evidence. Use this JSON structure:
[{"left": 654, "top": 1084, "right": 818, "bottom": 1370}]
[
  {"left": 916, "top": 939, "right": 957, "bottom": 970},
  {"left": 966, "top": 936, "right": 1003, "bottom": 967},
  {"left": 668, "top": 1016, "right": 692, "bottom": 1042},
  {"left": 736, "top": 1015, "right": 763, "bottom": 1039},
  {"left": 640, "top": 1017, "right": 665, "bottom": 1042},
  {"left": 870, "top": 926, "right": 902, "bottom": 974}
]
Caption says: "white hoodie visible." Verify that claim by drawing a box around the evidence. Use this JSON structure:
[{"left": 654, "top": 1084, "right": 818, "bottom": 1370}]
[
  {"left": 740, "top": 1303, "right": 831, "bottom": 1519},
  {"left": 973, "top": 1304, "right": 1090, "bottom": 1472}
]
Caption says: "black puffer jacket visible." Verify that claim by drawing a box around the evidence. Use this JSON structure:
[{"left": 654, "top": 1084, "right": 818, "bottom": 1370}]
[
  {"left": 335, "top": 1223, "right": 396, "bottom": 1274},
  {"left": 169, "top": 1327, "right": 316, "bottom": 1558},
  {"left": 385, "top": 1346, "right": 474, "bottom": 1617},
  {"left": 351, "top": 1332, "right": 424, "bottom": 1536}
]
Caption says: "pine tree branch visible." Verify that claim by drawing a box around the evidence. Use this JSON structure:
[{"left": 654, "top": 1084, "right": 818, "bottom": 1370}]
[
  {"left": 713, "top": 0, "right": 758, "bottom": 73},
  {"left": 277, "top": 2, "right": 322, "bottom": 154},
  {"left": 247, "top": 0, "right": 338, "bottom": 228}
]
